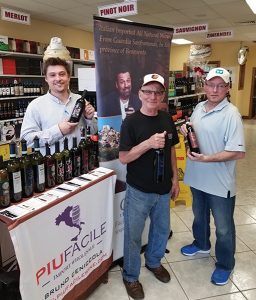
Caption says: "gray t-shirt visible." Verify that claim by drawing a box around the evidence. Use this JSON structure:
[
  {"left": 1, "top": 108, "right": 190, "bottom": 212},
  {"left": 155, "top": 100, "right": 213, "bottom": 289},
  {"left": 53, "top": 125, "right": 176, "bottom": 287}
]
[{"left": 184, "top": 98, "right": 245, "bottom": 198}]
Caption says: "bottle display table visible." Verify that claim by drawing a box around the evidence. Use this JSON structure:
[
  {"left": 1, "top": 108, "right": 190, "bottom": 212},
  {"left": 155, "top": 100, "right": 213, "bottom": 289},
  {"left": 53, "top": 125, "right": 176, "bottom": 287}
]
[{"left": 0, "top": 167, "right": 116, "bottom": 300}]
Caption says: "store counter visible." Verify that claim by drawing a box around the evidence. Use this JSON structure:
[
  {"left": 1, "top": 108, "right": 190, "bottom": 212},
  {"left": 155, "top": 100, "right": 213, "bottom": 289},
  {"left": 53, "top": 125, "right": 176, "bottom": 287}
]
[{"left": 0, "top": 167, "right": 116, "bottom": 300}]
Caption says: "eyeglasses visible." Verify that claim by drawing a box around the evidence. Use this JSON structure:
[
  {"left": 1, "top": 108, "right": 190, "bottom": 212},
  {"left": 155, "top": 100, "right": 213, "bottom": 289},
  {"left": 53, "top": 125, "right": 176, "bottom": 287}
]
[
  {"left": 205, "top": 82, "right": 229, "bottom": 90},
  {"left": 140, "top": 89, "right": 165, "bottom": 96}
]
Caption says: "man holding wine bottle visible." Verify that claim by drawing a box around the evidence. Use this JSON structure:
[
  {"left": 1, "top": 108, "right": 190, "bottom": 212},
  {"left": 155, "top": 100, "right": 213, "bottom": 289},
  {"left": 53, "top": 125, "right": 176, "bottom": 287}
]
[
  {"left": 119, "top": 74, "right": 179, "bottom": 299},
  {"left": 179, "top": 67, "right": 245, "bottom": 286},
  {"left": 20, "top": 57, "right": 97, "bottom": 155}
]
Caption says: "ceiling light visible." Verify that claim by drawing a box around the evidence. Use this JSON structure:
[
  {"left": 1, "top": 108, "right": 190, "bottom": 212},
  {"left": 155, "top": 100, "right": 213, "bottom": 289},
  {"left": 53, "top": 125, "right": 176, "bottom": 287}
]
[
  {"left": 172, "top": 39, "right": 193, "bottom": 45},
  {"left": 118, "top": 18, "right": 133, "bottom": 22},
  {"left": 245, "top": 0, "right": 256, "bottom": 14}
]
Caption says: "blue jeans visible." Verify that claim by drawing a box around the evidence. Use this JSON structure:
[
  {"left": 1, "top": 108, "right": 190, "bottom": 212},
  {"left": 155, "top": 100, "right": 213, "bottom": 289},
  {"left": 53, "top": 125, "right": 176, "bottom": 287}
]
[
  {"left": 123, "top": 184, "right": 171, "bottom": 282},
  {"left": 191, "top": 187, "right": 236, "bottom": 271}
]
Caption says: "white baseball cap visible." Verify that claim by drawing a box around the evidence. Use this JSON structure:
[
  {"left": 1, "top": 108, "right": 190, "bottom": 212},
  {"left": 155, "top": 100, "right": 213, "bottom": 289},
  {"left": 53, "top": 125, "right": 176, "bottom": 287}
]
[
  {"left": 206, "top": 67, "right": 230, "bottom": 83},
  {"left": 142, "top": 73, "right": 166, "bottom": 90}
]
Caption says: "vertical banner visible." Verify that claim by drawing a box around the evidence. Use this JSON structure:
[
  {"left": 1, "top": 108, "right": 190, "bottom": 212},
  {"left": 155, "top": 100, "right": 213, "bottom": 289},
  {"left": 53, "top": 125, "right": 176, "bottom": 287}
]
[{"left": 93, "top": 16, "right": 173, "bottom": 260}]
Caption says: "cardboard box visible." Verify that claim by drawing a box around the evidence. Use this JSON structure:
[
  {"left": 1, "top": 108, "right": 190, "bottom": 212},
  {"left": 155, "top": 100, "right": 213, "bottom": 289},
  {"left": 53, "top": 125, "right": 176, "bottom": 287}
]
[
  {"left": 80, "top": 49, "right": 95, "bottom": 61},
  {"left": 2, "top": 58, "right": 16, "bottom": 74},
  {"left": 0, "top": 35, "right": 9, "bottom": 51}
]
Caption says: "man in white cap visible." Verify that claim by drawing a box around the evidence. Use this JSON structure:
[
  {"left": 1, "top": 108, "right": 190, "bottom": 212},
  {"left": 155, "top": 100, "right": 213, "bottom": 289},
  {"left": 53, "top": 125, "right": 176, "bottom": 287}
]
[
  {"left": 180, "top": 67, "right": 245, "bottom": 285},
  {"left": 119, "top": 73, "right": 180, "bottom": 299}
]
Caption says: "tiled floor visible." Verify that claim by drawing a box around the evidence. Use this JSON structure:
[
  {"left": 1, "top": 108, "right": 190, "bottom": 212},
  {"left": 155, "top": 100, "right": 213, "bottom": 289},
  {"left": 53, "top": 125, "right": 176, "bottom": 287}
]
[{"left": 88, "top": 119, "right": 256, "bottom": 300}]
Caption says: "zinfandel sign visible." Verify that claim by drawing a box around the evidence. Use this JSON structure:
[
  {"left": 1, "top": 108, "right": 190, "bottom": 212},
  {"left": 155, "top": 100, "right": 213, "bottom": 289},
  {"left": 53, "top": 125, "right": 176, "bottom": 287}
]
[{"left": 1, "top": 7, "right": 31, "bottom": 25}]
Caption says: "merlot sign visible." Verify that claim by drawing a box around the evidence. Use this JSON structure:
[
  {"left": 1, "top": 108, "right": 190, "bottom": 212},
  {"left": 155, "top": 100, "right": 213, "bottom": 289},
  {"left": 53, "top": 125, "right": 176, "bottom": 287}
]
[
  {"left": 1, "top": 7, "right": 31, "bottom": 25},
  {"left": 98, "top": 0, "right": 137, "bottom": 18}
]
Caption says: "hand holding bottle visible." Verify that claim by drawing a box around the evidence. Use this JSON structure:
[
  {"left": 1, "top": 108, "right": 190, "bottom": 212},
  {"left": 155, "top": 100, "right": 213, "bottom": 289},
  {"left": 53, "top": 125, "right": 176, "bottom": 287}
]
[
  {"left": 84, "top": 101, "right": 95, "bottom": 120},
  {"left": 58, "top": 120, "right": 78, "bottom": 135},
  {"left": 179, "top": 123, "right": 188, "bottom": 136},
  {"left": 149, "top": 131, "right": 166, "bottom": 149}
]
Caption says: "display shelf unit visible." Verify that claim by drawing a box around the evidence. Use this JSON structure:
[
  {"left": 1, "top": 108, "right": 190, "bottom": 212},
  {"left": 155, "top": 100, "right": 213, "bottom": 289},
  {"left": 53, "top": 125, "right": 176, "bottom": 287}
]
[{"left": 168, "top": 92, "right": 205, "bottom": 106}]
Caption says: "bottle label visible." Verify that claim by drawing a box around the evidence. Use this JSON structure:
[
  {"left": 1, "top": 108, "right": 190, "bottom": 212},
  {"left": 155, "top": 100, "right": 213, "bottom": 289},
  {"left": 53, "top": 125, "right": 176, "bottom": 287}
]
[
  {"left": 56, "top": 161, "right": 64, "bottom": 181},
  {"left": 154, "top": 150, "right": 165, "bottom": 183},
  {"left": 24, "top": 167, "right": 34, "bottom": 186},
  {"left": 0, "top": 180, "right": 10, "bottom": 207},
  {"left": 73, "top": 156, "right": 81, "bottom": 176},
  {"left": 12, "top": 171, "right": 22, "bottom": 193},
  {"left": 188, "top": 132, "right": 199, "bottom": 148},
  {"left": 46, "top": 162, "right": 55, "bottom": 187},
  {"left": 65, "top": 158, "right": 72, "bottom": 176},
  {"left": 81, "top": 150, "right": 89, "bottom": 174},
  {"left": 72, "top": 105, "right": 82, "bottom": 118},
  {"left": 37, "top": 164, "right": 45, "bottom": 184}
]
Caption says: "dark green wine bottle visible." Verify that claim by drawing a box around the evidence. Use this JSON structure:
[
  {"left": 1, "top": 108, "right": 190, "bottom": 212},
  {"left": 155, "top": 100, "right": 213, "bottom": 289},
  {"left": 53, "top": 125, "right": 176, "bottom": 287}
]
[
  {"left": 62, "top": 137, "right": 72, "bottom": 181},
  {"left": 70, "top": 137, "right": 81, "bottom": 177},
  {"left": 7, "top": 141, "right": 22, "bottom": 202},
  {"left": 20, "top": 139, "right": 34, "bottom": 198},
  {"left": 0, "top": 155, "right": 11, "bottom": 208},
  {"left": 54, "top": 141, "right": 64, "bottom": 184},
  {"left": 44, "top": 142, "right": 56, "bottom": 188},
  {"left": 78, "top": 127, "right": 92, "bottom": 174},
  {"left": 32, "top": 136, "right": 45, "bottom": 193}
]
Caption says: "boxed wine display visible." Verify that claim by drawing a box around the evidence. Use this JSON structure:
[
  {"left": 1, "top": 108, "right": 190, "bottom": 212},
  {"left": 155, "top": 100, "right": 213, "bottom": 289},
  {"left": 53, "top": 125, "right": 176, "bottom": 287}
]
[{"left": 0, "top": 36, "right": 9, "bottom": 51}]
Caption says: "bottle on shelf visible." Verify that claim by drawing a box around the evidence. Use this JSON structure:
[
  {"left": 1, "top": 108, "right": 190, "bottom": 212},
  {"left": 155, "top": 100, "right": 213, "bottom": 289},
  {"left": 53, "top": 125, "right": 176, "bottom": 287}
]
[
  {"left": 13, "top": 78, "right": 19, "bottom": 96},
  {"left": 185, "top": 117, "right": 200, "bottom": 155},
  {"left": 18, "top": 80, "right": 24, "bottom": 96},
  {"left": 0, "top": 155, "right": 11, "bottom": 208},
  {"left": 54, "top": 141, "right": 64, "bottom": 184},
  {"left": 7, "top": 141, "right": 22, "bottom": 202},
  {"left": 69, "top": 90, "right": 87, "bottom": 123},
  {"left": 154, "top": 148, "right": 165, "bottom": 184},
  {"left": 44, "top": 142, "right": 56, "bottom": 188},
  {"left": 20, "top": 139, "right": 34, "bottom": 198},
  {"left": 79, "top": 126, "right": 92, "bottom": 174},
  {"left": 32, "top": 136, "right": 45, "bottom": 193},
  {"left": 5, "top": 80, "right": 11, "bottom": 97},
  {"left": 62, "top": 137, "right": 73, "bottom": 181},
  {"left": 70, "top": 137, "right": 81, "bottom": 177}
]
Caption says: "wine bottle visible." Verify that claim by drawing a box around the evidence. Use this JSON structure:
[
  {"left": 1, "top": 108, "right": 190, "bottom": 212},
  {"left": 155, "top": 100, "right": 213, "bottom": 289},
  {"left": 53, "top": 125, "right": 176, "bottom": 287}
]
[
  {"left": 89, "top": 133, "right": 99, "bottom": 170},
  {"left": 69, "top": 90, "right": 87, "bottom": 123},
  {"left": 54, "top": 141, "right": 64, "bottom": 184},
  {"left": 154, "top": 149, "right": 165, "bottom": 184},
  {"left": 70, "top": 137, "right": 81, "bottom": 177},
  {"left": 62, "top": 137, "right": 73, "bottom": 181},
  {"left": 186, "top": 121, "right": 200, "bottom": 154},
  {"left": 7, "top": 141, "right": 22, "bottom": 202},
  {"left": 32, "top": 136, "right": 45, "bottom": 193},
  {"left": 0, "top": 155, "right": 11, "bottom": 208},
  {"left": 78, "top": 127, "right": 92, "bottom": 174},
  {"left": 44, "top": 142, "right": 56, "bottom": 188},
  {"left": 20, "top": 139, "right": 34, "bottom": 198}
]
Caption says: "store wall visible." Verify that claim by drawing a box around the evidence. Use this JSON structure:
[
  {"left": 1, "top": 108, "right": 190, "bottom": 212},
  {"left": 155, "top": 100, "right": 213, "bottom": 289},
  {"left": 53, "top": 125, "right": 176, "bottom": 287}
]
[
  {"left": 170, "top": 42, "right": 256, "bottom": 117},
  {"left": 1, "top": 16, "right": 255, "bottom": 117},
  {"left": 0, "top": 18, "right": 94, "bottom": 49}
]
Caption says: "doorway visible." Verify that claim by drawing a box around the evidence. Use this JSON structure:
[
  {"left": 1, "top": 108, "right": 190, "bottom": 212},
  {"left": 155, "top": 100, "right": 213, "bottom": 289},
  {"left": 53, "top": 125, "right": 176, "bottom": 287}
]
[{"left": 249, "top": 67, "right": 256, "bottom": 118}]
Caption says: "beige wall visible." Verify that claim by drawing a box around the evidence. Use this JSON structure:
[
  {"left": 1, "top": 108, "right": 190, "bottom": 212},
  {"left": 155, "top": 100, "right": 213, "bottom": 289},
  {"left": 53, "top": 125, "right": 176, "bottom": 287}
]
[
  {"left": 170, "top": 42, "right": 256, "bottom": 117},
  {"left": 1, "top": 17, "right": 255, "bottom": 116},
  {"left": 0, "top": 18, "right": 94, "bottom": 49}
]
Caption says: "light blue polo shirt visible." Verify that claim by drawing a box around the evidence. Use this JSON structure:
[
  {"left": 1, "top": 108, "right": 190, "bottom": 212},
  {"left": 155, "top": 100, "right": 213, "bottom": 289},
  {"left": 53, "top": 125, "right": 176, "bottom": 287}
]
[{"left": 184, "top": 98, "right": 245, "bottom": 198}]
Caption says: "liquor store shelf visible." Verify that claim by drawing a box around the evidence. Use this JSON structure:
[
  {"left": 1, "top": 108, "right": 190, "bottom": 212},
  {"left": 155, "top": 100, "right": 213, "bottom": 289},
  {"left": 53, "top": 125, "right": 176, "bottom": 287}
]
[
  {"left": 0, "top": 95, "right": 36, "bottom": 101},
  {"left": 0, "top": 117, "right": 23, "bottom": 124},
  {"left": 0, "top": 50, "right": 95, "bottom": 65},
  {"left": 168, "top": 92, "right": 205, "bottom": 105}
]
